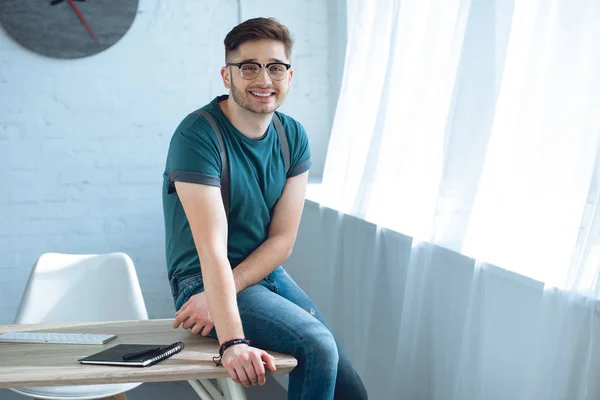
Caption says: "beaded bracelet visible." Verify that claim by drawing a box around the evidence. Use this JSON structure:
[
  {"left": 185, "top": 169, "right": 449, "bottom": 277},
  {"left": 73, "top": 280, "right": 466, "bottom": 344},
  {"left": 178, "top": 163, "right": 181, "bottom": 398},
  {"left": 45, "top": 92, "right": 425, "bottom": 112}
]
[{"left": 212, "top": 338, "right": 251, "bottom": 366}]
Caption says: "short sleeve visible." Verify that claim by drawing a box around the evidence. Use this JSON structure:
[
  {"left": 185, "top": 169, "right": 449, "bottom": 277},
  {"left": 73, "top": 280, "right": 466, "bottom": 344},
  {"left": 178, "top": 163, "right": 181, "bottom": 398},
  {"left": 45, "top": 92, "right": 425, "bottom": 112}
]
[
  {"left": 287, "top": 119, "right": 312, "bottom": 178},
  {"left": 165, "top": 115, "right": 222, "bottom": 187}
]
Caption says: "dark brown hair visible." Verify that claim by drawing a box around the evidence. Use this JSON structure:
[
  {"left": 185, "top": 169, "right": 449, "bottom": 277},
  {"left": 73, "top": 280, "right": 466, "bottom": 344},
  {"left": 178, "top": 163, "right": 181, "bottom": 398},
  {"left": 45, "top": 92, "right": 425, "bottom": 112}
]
[{"left": 224, "top": 17, "right": 294, "bottom": 61}]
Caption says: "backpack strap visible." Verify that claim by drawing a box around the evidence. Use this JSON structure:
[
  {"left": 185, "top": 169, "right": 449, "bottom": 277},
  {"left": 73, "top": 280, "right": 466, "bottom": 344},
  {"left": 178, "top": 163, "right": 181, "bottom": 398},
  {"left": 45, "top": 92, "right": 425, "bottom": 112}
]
[
  {"left": 273, "top": 113, "right": 290, "bottom": 175},
  {"left": 191, "top": 109, "right": 230, "bottom": 219}
]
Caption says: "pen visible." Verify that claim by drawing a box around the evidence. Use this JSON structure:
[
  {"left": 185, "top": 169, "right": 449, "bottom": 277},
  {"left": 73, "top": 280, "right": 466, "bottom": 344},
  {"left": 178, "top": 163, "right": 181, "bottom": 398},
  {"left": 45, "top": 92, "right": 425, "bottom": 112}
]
[{"left": 122, "top": 346, "right": 161, "bottom": 360}]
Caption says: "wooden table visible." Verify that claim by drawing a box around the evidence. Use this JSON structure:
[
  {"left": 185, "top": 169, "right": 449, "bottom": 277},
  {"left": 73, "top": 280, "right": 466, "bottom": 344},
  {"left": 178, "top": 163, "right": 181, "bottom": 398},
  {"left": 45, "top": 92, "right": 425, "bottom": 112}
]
[{"left": 0, "top": 319, "right": 297, "bottom": 400}]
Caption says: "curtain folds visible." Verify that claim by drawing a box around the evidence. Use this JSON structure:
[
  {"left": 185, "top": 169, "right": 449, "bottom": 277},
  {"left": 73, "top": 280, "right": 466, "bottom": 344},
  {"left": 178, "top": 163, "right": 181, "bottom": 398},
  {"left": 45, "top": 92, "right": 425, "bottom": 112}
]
[{"left": 309, "top": 0, "right": 600, "bottom": 397}]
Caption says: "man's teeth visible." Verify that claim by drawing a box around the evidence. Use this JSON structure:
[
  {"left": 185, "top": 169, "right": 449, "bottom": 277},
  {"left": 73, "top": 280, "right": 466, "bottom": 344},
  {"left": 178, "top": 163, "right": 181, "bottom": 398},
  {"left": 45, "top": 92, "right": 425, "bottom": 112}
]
[{"left": 251, "top": 92, "right": 272, "bottom": 97}]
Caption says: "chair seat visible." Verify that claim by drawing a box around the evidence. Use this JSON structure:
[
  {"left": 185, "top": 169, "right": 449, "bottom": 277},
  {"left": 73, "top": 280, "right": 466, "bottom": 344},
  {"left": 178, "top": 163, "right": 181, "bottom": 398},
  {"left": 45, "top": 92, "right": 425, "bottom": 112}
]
[{"left": 11, "top": 382, "right": 142, "bottom": 400}]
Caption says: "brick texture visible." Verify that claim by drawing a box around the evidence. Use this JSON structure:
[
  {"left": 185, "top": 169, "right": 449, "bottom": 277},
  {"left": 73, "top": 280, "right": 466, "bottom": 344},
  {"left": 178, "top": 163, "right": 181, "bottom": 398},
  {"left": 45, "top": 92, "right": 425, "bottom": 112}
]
[{"left": 0, "top": 0, "right": 333, "bottom": 323}]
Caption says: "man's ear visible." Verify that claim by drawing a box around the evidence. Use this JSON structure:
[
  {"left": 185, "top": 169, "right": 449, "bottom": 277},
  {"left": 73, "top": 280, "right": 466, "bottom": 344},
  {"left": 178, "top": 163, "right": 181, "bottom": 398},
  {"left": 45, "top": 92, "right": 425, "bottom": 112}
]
[
  {"left": 287, "top": 68, "right": 294, "bottom": 90},
  {"left": 221, "top": 66, "right": 231, "bottom": 89}
]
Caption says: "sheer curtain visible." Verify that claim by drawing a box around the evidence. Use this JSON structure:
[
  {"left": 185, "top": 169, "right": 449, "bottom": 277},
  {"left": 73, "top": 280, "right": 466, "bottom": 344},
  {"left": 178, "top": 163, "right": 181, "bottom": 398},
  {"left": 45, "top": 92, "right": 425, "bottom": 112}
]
[
  {"left": 313, "top": 0, "right": 600, "bottom": 398},
  {"left": 322, "top": 0, "right": 600, "bottom": 294}
]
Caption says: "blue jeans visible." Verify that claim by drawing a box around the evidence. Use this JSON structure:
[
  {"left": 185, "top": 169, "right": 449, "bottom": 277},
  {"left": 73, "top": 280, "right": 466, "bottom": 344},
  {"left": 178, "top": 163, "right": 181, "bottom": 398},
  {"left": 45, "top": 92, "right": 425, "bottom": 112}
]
[{"left": 171, "top": 266, "right": 368, "bottom": 400}]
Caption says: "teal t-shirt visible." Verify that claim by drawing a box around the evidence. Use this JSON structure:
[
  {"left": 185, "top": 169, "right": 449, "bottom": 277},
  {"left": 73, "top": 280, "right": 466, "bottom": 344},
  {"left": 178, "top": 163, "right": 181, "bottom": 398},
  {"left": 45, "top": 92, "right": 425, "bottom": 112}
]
[{"left": 162, "top": 95, "right": 312, "bottom": 284}]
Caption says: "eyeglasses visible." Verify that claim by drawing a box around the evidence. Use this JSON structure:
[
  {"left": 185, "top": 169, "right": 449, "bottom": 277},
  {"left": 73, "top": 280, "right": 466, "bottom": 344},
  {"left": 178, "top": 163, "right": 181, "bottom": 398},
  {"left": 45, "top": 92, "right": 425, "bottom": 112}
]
[{"left": 226, "top": 62, "right": 292, "bottom": 81}]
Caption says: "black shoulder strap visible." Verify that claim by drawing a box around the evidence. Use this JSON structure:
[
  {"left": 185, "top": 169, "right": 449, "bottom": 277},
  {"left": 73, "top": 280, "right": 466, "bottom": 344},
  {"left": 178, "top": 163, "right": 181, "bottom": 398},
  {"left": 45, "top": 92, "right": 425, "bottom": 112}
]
[
  {"left": 191, "top": 109, "right": 230, "bottom": 219},
  {"left": 273, "top": 113, "right": 290, "bottom": 175}
]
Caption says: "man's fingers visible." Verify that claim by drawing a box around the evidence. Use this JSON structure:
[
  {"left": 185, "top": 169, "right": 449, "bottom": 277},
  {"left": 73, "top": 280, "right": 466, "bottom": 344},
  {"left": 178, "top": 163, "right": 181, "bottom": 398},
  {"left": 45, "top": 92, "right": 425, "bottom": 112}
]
[
  {"left": 261, "top": 352, "right": 277, "bottom": 372},
  {"left": 175, "top": 301, "right": 189, "bottom": 316},
  {"left": 251, "top": 353, "right": 266, "bottom": 385},
  {"left": 172, "top": 311, "right": 188, "bottom": 329},
  {"left": 242, "top": 362, "right": 258, "bottom": 386},
  {"left": 182, "top": 316, "right": 196, "bottom": 330},
  {"left": 187, "top": 320, "right": 213, "bottom": 335},
  {"left": 226, "top": 366, "right": 240, "bottom": 384},
  {"left": 200, "top": 323, "right": 214, "bottom": 337},
  {"left": 190, "top": 323, "right": 203, "bottom": 335},
  {"left": 235, "top": 365, "right": 251, "bottom": 387}
]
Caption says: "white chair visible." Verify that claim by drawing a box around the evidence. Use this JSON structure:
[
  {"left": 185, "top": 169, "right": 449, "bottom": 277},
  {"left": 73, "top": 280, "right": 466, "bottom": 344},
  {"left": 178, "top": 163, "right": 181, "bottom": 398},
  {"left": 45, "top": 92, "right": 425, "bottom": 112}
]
[{"left": 10, "top": 252, "right": 149, "bottom": 400}]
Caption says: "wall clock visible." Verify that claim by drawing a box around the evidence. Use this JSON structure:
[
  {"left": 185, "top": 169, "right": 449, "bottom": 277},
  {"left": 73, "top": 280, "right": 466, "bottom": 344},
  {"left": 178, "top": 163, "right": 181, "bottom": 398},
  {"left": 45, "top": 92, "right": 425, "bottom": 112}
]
[{"left": 0, "top": 0, "right": 139, "bottom": 59}]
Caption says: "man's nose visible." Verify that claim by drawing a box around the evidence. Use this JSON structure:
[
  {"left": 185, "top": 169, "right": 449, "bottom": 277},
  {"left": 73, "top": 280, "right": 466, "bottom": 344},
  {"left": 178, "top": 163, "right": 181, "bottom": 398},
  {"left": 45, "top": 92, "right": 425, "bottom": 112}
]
[{"left": 254, "top": 66, "right": 273, "bottom": 85}]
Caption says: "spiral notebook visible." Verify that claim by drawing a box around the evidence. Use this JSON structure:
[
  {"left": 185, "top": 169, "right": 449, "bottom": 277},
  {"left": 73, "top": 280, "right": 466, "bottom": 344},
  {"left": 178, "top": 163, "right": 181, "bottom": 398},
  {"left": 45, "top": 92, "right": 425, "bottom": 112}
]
[{"left": 78, "top": 342, "right": 184, "bottom": 367}]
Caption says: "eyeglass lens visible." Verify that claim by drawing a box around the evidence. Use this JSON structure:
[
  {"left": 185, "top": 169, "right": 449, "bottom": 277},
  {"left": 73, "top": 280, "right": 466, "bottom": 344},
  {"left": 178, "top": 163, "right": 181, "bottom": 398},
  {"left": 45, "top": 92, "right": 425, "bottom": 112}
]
[{"left": 240, "top": 63, "right": 288, "bottom": 80}]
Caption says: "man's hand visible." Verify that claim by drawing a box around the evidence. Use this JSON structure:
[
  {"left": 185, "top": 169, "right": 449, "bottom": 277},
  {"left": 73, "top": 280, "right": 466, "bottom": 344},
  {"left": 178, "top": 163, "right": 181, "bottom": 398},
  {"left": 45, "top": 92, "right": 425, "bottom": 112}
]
[
  {"left": 222, "top": 344, "right": 277, "bottom": 387},
  {"left": 173, "top": 292, "right": 214, "bottom": 336}
]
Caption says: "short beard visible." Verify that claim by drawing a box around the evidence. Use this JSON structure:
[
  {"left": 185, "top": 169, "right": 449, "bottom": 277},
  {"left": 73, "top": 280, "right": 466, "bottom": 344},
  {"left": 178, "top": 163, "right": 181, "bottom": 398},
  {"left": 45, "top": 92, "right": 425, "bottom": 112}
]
[{"left": 230, "top": 80, "right": 287, "bottom": 115}]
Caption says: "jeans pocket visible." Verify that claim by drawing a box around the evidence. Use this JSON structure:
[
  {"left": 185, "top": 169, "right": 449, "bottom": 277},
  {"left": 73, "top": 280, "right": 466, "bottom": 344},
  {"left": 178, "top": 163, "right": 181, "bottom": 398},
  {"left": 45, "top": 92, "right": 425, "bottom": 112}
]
[
  {"left": 259, "top": 271, "right": 278, "bottom": 293},
  {"left": 263, "top": 272, "right": 274, "bottom": 284},
  {"left": 169, "top": 276, "right": 179, "bottom": 299},
  {"left": 174, "top": 274, "right": 204, "bottom": 310}
]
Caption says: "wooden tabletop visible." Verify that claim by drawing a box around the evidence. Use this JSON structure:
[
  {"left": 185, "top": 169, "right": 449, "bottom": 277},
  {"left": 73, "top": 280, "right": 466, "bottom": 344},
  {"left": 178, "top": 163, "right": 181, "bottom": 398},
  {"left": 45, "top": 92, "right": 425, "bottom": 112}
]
[{"left": 0, "top": 319, "right": 297, "bottom": 388}]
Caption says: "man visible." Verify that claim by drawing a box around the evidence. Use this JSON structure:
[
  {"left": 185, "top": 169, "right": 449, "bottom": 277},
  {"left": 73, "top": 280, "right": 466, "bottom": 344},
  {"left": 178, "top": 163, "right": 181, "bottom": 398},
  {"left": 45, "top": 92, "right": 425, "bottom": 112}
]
[{"left": 162, "top": 17, "right": 367, "bottom": 400}]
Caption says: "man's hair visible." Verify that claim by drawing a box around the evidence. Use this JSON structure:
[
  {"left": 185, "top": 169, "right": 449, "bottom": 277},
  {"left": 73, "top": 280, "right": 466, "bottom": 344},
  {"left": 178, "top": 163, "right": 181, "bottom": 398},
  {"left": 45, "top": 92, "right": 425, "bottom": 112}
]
[{"left": 224, "top": 17, "right": 293, "bottom": 61}]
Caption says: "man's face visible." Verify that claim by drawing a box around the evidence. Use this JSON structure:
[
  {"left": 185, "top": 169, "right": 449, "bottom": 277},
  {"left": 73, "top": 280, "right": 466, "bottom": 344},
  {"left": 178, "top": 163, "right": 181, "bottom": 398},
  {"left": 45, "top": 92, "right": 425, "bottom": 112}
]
[{"left": 222, "top": 39, "right": 293, "bottom": 115}]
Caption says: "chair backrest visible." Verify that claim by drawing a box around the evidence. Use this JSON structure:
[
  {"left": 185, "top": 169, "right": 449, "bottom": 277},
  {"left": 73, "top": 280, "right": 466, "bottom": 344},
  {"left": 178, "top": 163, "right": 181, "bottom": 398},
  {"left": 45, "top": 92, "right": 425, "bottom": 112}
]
[{"left": 14, "top": 252, "right": 148, "bottom": 324}]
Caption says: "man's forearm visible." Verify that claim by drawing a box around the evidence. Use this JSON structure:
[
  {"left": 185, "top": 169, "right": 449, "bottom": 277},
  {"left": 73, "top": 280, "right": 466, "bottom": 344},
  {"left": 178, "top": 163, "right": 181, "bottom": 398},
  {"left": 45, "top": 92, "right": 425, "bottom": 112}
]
[
  {"left": 233, "top": 235, "right": 294, "bottom": 293},
  {"left": 200, "top": 252, "right": 245, "bottom": 343}
]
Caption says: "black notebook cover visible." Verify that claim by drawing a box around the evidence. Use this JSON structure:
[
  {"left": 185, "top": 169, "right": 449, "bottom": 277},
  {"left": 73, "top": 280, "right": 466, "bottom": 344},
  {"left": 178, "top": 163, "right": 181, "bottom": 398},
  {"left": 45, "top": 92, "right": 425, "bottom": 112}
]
[{"left": 78, "top": 342, "right": 184, "bottom": 367}]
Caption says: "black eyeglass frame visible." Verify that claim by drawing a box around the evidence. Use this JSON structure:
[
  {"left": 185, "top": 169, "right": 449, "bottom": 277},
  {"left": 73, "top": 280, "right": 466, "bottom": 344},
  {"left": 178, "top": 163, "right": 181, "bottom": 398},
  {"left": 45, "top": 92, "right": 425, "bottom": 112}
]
[{"left": 226, "top": 62, "right": 292, "bottom": 81}]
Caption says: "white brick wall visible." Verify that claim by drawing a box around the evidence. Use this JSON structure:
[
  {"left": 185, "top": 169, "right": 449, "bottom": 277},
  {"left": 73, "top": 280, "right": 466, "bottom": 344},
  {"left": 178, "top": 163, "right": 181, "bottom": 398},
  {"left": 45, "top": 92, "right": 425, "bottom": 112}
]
[{"left": 0, "top": 0, "right": 335, "bottom": 323}]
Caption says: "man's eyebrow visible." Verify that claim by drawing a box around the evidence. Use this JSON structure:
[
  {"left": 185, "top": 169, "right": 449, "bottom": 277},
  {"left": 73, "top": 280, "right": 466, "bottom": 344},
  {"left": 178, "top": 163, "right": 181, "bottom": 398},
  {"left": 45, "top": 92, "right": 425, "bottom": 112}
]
[{"left": 234, "top": 58, "right": 289, "bottom": 64}]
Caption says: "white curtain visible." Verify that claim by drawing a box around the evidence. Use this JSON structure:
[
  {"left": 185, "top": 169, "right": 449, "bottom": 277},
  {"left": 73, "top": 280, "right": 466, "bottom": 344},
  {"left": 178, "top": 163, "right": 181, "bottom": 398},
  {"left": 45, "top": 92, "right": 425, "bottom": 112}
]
[
  {"left": 323, "top": 0, "right": 600, "bottom": 293},
  {"left": 312, "top": 0, "right": 600, "bottom": 398}
]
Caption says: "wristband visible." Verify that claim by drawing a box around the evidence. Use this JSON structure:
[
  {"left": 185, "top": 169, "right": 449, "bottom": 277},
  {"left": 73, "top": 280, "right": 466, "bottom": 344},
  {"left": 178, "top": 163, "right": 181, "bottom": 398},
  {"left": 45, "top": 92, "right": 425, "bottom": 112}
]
[{"left": 213, "top": 338, "right": 251, "bottom": 366}]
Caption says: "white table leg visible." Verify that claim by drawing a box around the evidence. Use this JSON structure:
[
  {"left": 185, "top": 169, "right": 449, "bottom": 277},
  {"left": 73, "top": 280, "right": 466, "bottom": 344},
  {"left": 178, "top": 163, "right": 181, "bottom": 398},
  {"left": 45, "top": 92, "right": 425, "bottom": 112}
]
[
  {"left": 218, "top": 378, "right": 247, "bottom": 400},
  {"left": 188, "top": 379, "right": 222, "bottom": 400},
  {"left": 187, "top": 379, "right": 247, "bottom": 400}
]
